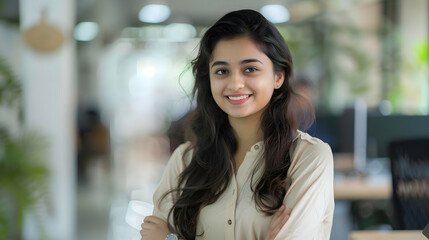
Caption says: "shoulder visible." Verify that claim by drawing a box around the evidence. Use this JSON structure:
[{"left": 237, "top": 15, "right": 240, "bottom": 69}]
[
  {"left": 289, "top": 130, "right": 333, "bottom": 174},
  {"left": 171, "top": 141, "right": 192, "bottom": 156},
  {"left": 167, "top": 141, "right": 193, "bottom": 172},
  {"left": 293, "top": 130, "right": 332, "bottom": 156}
]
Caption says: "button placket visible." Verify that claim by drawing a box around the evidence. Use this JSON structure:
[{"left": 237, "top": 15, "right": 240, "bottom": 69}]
[{"left": 225, "top": 175, "right": 238, "bottom": 239}]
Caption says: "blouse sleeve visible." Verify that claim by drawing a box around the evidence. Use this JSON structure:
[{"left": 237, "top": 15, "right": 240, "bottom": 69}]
[
  {"left": 274, "top": 136, "right": 335, "bottom": 240},
  {"left": 152, "top": 142, "right": 191, "bottom": 223}
]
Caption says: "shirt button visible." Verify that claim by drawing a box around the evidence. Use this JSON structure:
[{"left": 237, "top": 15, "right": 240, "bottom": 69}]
[
  {"left": 254, "top": 145, "right": 259, "bottom": 150},
  {"left": 228, "top": 219, "right": 232, "bottom": 225}
]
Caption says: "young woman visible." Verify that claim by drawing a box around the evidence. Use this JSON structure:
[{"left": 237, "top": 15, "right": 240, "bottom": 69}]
[{"left": 140, "top": 9, "right": 334, "bottom": 240}]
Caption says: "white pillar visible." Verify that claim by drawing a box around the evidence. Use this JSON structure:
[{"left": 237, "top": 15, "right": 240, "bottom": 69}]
[
  {"left": 354, "top": 98, "right": 367, "bottom": 173},
  {"left": 20, "top": 0, "right": 76, "bottom": 239}
]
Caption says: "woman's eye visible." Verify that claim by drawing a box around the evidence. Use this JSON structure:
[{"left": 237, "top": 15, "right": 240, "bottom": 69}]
[
  {"left": 215, "top": 69, "right": 228, "bottom": 75},
  {"left": 244, "top": 67, "right": 257, "bottom": 73}
]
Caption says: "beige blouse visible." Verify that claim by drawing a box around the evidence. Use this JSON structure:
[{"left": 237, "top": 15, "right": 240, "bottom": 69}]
[{"left": 153, "top": 130, "right": 334, "bottom": 240}]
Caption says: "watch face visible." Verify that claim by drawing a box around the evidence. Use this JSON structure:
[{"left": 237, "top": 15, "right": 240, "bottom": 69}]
[{"left": 166, "top": 234, "right": 178, "bottom": 240}]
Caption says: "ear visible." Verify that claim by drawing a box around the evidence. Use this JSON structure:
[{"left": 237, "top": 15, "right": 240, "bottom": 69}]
[{"left": 274, "top": 71, "right": 285, "bottom": 89}]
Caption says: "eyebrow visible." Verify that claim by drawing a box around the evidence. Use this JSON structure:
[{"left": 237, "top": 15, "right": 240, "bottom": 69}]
[{"left": 210, "top": 59, "right": 263, "bottom": 69}]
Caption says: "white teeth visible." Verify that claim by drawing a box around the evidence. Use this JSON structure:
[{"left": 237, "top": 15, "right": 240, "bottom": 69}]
[{"left": 228, "top": 95, "right": 250, "bottom": 100}]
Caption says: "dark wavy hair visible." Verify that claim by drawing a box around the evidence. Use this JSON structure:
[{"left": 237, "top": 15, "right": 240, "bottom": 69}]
[{"left": 163, "top": 9, "right": 314, "bottom": 240}]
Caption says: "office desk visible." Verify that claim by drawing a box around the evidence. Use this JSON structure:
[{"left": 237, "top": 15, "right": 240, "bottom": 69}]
[
  {"left": 349, "top": 230, "right": 426, "bottom": 240},
  {"left": 334, "top": 176, "right": 392, "bottom": 200},
  {"left": 333, "top": 155, "right": 392, "bottom": 200}
]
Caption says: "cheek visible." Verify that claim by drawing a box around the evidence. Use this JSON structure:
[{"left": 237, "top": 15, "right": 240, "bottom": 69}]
[
  {"left": 210, "top": 82, "right": 223, "bottom": 107},
  {"left": 210, "top": 79, "right": 222, "bottom": 95},
  {"left": 254, "top": 83, "right": 275, "bottom": 101},
  {"left": 251, "top": 80, "right": 275, "bottom": 95}
]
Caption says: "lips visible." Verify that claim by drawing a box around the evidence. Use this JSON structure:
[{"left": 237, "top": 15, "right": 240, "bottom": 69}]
[{"left": 226, "top": 94, "right": 252, "bottom": 105}]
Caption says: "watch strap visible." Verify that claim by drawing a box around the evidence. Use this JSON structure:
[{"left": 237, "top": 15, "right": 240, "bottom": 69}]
[{"left": 165, "top": 233, "right": 179, "bottom": 240}]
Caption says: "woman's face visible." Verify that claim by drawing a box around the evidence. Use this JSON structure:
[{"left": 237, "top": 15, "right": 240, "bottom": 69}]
[{"left": 209, "top": 36, "right": 284, "bottom": 122}]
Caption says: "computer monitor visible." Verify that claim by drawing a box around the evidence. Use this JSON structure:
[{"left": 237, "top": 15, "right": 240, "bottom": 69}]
[
  {"left": 312, "top": 103, "right": 367, "bottom": 172},
  {"left": 310, "top": 109, "right": 355, "bottom": 154},
  {"left": 366, "top": 114, "right": 429, "bottom": 158}
]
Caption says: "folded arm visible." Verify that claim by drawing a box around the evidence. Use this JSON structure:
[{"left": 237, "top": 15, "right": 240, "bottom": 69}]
[{"left": 274, "top": 141, "right": 334, "bottom": 240}]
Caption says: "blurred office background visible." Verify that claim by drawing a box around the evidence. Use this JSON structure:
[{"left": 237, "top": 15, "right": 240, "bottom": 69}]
[{"left": 0, "top": 0, "right": 428, "bottom": 239}]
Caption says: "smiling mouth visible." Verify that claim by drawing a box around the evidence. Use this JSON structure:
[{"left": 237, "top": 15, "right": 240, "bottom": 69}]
[
  {"left": 225, "top": 94, "right": 252, "bottom": 105},
  {"left": 227, "top": 94, "right": 251, "bottom": 100}
]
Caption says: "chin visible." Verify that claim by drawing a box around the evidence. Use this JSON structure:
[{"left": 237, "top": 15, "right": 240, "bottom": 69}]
[{"left": 228, "top": 113, "right": 250, "bottom": 119}]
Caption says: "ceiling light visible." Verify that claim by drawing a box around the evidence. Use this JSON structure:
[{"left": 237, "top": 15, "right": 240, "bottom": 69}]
[
  {"left": 74, "top": 22, "right": 99, "bottom": 41},
  {"left": 260, "top": 5, "right": 290, "bottom": 23},
  {"left": 138, "top": 4, "right": 170, "bottom": 23}
]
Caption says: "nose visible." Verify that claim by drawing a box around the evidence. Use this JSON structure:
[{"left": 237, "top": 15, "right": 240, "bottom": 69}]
[{"left": 226, "top": 71, "right": 245, "bottom": 91}]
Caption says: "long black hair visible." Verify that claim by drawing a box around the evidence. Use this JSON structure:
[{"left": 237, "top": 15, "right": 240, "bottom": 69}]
[{"left": 163, "top": 9, "right": 314, "bottom": 240}]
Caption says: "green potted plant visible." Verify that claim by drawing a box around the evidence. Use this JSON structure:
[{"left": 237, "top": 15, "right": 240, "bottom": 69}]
[{"left": 0, "top": 56, "right": 49, "bottom": 239}]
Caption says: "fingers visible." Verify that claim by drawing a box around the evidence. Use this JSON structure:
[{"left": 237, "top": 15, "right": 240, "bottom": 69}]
[
  {"left": 274, "top": 205, "right": 286, "bottom": 216},
  {"left": 282, "top": 207, "right": 292, "bottom": 220},
  {"left": 271, "top": 205, "right": 288, "bottom": 227},
  {"left": 140, "top": 217, "right": 171, "bottom": 240},
  {"left": 140, "top": 216, "right": 162, "bottom": 237},
  {"left": 141, "top": 223, "right": 152, "bottom": 231},
  {"left": 279, "top": 207, "right": 292, "bottom": 225},
  {"left": 278, "top": 206, "right": 291, "bottom": 220},
  {"left": 143, "top": 215, "right": 164, "bottom": 224},
  {"left": 264, "top": 206, "right": 292, "bottom": 240},
  {"left": 270, "top": 205, "right": 285, "bottom": 224},
  {"left": 280, "top": 208, "right": 292, "bottom": 226},
  {"left": 139, "top": 228, "right": 145, "bottom": 239},
  {"left": 272, "top": 206, "right": 292, "bottom": 231}
]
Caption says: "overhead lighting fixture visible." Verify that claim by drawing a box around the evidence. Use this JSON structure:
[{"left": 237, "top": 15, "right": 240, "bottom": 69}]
[
  {"left": 138, "top": 4, "right": 170, "bottom": 23},
  {"left": 260, "top": 4, "right": 290, "bottom": 23},
  {"left": 74, "top": 22, "right": 99, "bottom": 41}
]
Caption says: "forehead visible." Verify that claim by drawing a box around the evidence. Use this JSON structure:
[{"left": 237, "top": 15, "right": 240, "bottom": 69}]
[{"left": 210, "top": 36, "right": 270, "bottom": 63}]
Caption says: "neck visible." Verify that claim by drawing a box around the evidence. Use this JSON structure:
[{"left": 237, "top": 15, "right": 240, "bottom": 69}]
[{"left": 229, "top": 115, "right": 264, "bottom": 151}]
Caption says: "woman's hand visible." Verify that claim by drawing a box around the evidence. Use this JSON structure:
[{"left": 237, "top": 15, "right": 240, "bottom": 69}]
[
  {"left": 140, "top": 215, "right": 171, "bottom": 240},
  {"left": 265, "top": 205, "right": 292, "bottom": 240}
]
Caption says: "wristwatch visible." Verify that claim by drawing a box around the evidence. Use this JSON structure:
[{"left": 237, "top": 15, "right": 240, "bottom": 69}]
[{"left": 165, "top": 233, "right": 179, "bottom": 240}]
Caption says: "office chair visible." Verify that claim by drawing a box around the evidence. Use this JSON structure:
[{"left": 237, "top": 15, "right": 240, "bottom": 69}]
[{"left": 388, "top": 138, "right": 429, "bottom": 230}]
